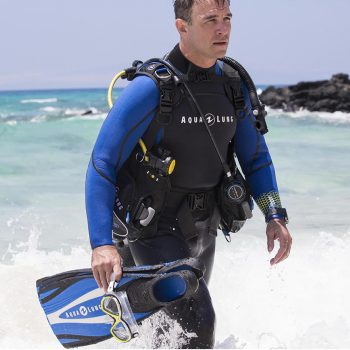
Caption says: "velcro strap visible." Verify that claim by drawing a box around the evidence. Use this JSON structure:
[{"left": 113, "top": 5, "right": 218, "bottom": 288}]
[{"left": 157, "top": 80, "right": 174, "bottom": 125}]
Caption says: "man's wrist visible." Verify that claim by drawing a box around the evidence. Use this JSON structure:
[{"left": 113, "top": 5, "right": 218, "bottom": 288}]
[
  {"left": 265, "top": 207, "right": 289, "bottom": 224},
  {"left": 91, "top": 242, "right": 114, "bottom": 250}
]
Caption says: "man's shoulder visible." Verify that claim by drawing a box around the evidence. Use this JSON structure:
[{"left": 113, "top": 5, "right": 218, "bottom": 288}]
[
  {"left": 122, "top": 73, "right": 160, "bottom": 102},
  {"left": 112, "top": 71, "right": 160, "bottom": 113},
  {"left": 132, "top": 73, "right": 160, "bottom": 90}
]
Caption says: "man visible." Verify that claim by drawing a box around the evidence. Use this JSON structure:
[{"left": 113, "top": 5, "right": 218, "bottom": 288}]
[{"left": 85, "top": 0, "right": 292, "bottom": 348}]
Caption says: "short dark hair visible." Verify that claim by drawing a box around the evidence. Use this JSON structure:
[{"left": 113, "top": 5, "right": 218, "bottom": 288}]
[{"left": 174, "top": 0, "right": 230, "bottom": 24}]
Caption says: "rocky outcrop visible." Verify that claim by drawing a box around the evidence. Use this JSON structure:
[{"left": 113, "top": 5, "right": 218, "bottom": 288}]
[{"left": 259, "top": 74, "right": 350, "bottom": 113}]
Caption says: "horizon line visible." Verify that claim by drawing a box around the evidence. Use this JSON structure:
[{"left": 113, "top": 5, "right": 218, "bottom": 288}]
[{"left": 0, "top": 83, "right": 286, "bottom": 93}]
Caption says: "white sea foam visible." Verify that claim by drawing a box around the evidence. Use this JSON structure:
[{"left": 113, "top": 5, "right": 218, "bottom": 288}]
[
  {"left": 85, "top": 107, "right": 99, "bottom": 114},
  {"left": 64, "top": 107, "right": 100, "bottom": 116},
  {"left": 20, "top": 98, "right": 58, "bottom": 104},
  {"left": 266, "top": 106, "right": 350, "bottom": 125},
  {"left": 1, "top": 226, "right": 350, "bottom": 348},
  {"left": 5, "top": 120, "right": 17, "bottom": 126},
  {"left": 64, "top": 108, "right": 89, "bottom": 116},
  {"left": 40, "top": 106, "right": 59, "bottom": 112},
  {"left": 79, "top": 112, "right": 107, "bottom": 120},
  {"left": 29, "top": 115, "right": 47, "bottom": 123},
  {"left": 64, "top": 110, "right": 107, "bottom": 121},
  {"left": 0, "top": 228, "right": 195, "bottom": 349},
  {"left": 212, "top": 228, "right": 350, "bottom": 348}
]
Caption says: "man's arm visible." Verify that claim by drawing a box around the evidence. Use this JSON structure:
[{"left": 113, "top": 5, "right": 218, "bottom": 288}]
[
  {"left": 85, "top": 75, "right": 159, "bottom": 289},
  {"left": 234, "top": 83, "right": 292, "bottom": 265}
]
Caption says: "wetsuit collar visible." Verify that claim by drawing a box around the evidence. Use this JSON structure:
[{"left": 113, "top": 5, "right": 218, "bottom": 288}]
[{"left": 167, "top": 44, "right": 217, "bottom": 75}]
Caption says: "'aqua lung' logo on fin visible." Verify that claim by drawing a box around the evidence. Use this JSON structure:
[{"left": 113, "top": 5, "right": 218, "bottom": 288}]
[
  {"left": 181, "top": 113, "right": 235, "bottom": 126},
  {"left": 59, "top": 297, "right": 104, "bottom": 319}
]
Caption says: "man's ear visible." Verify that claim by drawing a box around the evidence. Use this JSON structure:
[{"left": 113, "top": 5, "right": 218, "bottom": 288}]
[{"left": 175, "top": 18, "right": 188, "bottom": 35}]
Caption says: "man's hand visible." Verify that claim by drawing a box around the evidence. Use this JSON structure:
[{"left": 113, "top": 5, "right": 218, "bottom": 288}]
[
  {"left": 91, "top": 245, "right": 123, "bottom": 292},
  {"left": 266, "top": 219, "right": 292, "bottom": 265}
]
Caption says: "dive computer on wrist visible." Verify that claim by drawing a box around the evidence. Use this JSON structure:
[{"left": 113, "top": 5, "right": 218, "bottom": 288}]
[{"left": 265, "top": 207, "right": 289, "bottom": 224}]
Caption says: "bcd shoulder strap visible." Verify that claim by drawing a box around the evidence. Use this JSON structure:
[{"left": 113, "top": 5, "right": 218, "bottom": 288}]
[
  {"left": 128, "top": 62, "right": 176, "bottom": 154},
  {"left": 135, "top": 63, "right": 175, "bottom": 126},
  {"left": 221, "top": 62, "right": 245, "bottom": 116}
]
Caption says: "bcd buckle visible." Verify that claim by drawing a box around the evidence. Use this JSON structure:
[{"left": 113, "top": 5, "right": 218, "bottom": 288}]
[{"left": 187, "top": 193, "right": 206, "bottom": 211}]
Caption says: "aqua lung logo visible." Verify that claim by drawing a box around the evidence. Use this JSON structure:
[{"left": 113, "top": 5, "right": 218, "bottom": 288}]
[
  {"left": 63, "top": 304, "right": 101, "bottom": 319},
  {"left": 206, "top": 113, "right": 216, "bottom": 126},
  {"left": 181, "top": 113, "right": 235, "bottom": 126},
  {"left": 61, "top": 300, "right": 103, "bottom": 319},
  {"left": 79, "top": 306, "right": 88, "bottom": 316},
  {"left": 227, "top": 183, "right": 246, "bottom": 202}
]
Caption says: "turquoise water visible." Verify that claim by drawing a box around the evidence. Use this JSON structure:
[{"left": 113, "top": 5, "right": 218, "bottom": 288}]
[
  {"left": 1, "top": 88, "right": 350, "bottom": 348},
  {"left": 1, "top": 88, "right": 349, "bottom": 256}
]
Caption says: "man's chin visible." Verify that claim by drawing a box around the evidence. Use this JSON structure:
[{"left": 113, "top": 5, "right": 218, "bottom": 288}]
[{"left": 213, "top": 46, "right": 228, "bottom": 59}]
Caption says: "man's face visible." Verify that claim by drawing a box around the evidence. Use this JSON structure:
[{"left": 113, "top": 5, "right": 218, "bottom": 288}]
[{"left": 185, "top": 0, "right": 232, "bottom": 63}]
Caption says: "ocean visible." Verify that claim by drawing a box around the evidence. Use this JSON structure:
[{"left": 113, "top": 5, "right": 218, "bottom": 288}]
[{"left": 1, "top": 87, "right": 350, "bottom": 349}]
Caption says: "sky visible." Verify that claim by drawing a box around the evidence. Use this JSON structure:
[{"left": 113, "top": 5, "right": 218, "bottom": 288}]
[{"left": 1, "top": 0, "right": 349, "bottom": 90}]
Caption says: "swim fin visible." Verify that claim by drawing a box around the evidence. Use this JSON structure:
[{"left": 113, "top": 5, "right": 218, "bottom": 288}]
[{"left": 36, "top": 258, "right": 203, "bottom": 348}]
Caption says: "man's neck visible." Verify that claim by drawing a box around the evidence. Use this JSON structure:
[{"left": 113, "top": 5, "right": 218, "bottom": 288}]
[{"left": 179, "top": 42, "right": 216, "bottom": 68}]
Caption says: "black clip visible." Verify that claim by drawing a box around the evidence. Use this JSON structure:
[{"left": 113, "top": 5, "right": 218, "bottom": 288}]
[
  {"left": 255, "top": 105, "right": 268, "bottom": 135},
  {"left": 160, "top": 89, "right": 172, "bottom": 110},
  {"left": 222, "top": 228, "right": 232, "bottom": 243},
  {"left": 122, "top": 60, "right": 143, "bottom": 81},
  {"left": 187, "top": 193, "right": 206, "bottom": 211},
  {"left": 157, "top": 80, "right": 174, "bottom": 125}
]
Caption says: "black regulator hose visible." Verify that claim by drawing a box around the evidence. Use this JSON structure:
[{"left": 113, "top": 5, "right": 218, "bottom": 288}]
[{"left": 220, "top": 57, "right": 268, "bottom": 135}]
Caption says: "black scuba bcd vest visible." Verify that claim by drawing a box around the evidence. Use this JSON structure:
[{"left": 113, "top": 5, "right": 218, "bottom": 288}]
[
  {"left": 138, "top": 45, "right": 241, "bottom": 190},
  {"left": 113, "top": 46, "right": 247, "bottom": 241}
]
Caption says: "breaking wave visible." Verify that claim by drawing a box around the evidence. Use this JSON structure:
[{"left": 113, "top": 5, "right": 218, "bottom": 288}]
[
  {"left": 1, "top": 224, "right": 350, "bottom": 348},
  {"left": 266, "top": 107, "right": 350, "bottom": 125},
  {"left": 0, "top": 108, "right": 106, "bottom": 125},
  {"left": 20, "top": 98, "right": 58, "bottom": 104}
]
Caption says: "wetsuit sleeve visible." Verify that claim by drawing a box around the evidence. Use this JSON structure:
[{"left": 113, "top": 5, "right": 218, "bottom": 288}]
[
  {"left": 234, "top": 83, "right": 283, "bottom": 218},
  {"left": 85, "top": 76, "right": 159, "bottom": 248}
]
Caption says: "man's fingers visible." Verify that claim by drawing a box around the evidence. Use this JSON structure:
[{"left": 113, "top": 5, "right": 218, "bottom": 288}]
[
  {"left": 266, "top": 219, "right": 293, "bottom": 265},
  {"left": 266, "top": 223, "right": 278, "bottom": 253},
  {"left": 91, "top": 245, "right": 123, "bottom": 291},
  {"left": 99, "top": 268, "right": 109, "bottom": 292},
  {"left": 277, "top": 237, "right": 293, "bottom": 264},
  {"left": 105, "top": 269, "right": 113, "bottom": 288},
  {"left": 271, "top": 235, "right": 289, "bottom": 265},
  {"left": 92, "top": 267, "right": 102, "bottom": 289},
  {"left": 270, "top": 246, "right": 286, "bottom": 265},
  {"left": 113, "top": 262, "right": 123, "bottom": 282},
  {"left": 267, "top": 235, "right": 275, "bottom": 253}
]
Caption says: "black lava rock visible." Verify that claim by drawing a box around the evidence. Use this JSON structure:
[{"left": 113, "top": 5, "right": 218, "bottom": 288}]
[{"left": 260, "top": 74, "right": 350, "bottom": 113}]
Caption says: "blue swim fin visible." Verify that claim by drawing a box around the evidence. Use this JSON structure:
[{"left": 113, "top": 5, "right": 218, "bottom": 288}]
[{"left": 36, "top": 258, "right": 203, "bottom": 348}]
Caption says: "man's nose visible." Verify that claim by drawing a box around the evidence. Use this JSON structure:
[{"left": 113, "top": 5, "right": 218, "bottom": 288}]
[{"left": 216, "top": 21, "right": 230, "bottom": 36}]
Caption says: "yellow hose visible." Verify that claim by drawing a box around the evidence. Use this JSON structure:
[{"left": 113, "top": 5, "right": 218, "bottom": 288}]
[
  {"left": 107, "top": 71, "right": 126, "bottom": 109},
  {"left": 107, "top": 70, "right": 149, "bottom": 161}
]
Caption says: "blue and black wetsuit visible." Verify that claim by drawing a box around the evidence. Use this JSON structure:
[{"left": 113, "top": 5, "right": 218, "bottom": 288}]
[{"left": 85, "top": 45, "right": 282, "bottom": 348}]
